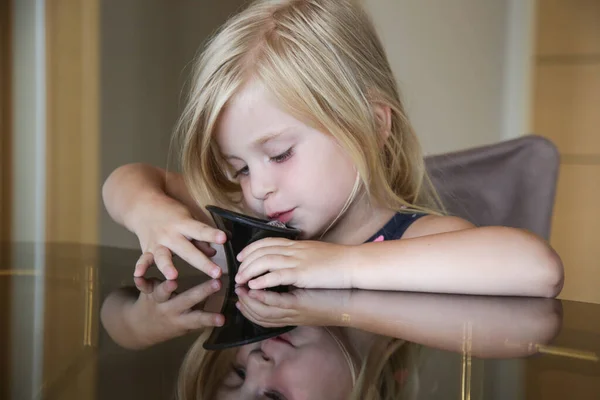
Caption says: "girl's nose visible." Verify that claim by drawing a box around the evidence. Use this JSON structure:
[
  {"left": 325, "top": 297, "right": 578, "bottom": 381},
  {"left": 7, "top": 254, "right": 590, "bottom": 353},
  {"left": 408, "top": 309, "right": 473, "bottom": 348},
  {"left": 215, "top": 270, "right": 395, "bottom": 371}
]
[
  {"left": 248, "top": 349, "right": 273, "bottom": 366},
  {"left": 241, "top": 351, "right": 277, "bottom": 395},
  {"left": 249, "top": 169, "right": 276, "bottom": 200},
  {"left": 245, "top": 350, "right": 274, "bottom": 383}
]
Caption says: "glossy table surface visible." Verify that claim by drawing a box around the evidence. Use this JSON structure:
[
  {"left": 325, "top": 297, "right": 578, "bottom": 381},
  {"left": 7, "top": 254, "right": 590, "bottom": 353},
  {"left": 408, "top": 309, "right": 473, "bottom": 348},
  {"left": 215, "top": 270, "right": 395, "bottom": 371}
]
[{"left": 1, "top": 242, "right": 599, "bottom": 400}]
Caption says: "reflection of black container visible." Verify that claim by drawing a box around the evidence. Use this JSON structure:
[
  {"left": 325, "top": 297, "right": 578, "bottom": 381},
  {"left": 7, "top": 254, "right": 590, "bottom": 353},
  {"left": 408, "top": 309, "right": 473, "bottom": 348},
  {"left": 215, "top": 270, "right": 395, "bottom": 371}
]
[{"left": 203, "top": 206, "right": 302, "bottom": 350}]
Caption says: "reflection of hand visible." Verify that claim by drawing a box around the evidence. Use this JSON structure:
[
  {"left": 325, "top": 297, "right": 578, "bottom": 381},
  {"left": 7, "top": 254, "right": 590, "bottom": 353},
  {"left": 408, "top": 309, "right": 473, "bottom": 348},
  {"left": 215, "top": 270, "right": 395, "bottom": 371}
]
[
  {"left": 234, "top": 287, "right": 352, "bottom": 328},
  {"left": 125, "top": 277, "right": 224, "bottom": 348},
  {"left": 235, "top": 238, "right": 354, "bottom": 289},
  {"left": 131, "top": 195, "right": 226, "bottom": 280}
]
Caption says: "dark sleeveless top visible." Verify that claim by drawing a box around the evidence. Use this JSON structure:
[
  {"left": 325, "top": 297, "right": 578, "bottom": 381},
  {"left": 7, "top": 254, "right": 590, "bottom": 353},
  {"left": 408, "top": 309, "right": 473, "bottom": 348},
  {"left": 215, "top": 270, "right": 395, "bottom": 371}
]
[{"left": 364, "top": 212, "right": 427, "bottom": 243}]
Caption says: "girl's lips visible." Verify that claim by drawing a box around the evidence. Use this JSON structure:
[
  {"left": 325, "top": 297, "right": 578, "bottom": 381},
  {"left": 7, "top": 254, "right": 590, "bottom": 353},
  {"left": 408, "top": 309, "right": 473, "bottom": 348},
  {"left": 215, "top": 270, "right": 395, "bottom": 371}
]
[
  {"left": 270, "top": 209, "right": 295, "bottom": 224},
  {"left": 270, "top": 333, "right": 295, "bottom": 347}
]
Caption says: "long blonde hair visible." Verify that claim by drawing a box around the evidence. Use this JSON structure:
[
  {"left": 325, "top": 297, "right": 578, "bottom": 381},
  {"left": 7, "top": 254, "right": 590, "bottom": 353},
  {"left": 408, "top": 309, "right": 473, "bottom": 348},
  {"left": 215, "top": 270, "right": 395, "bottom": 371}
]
[
  {"left": 173, "top": 0, "right": 443, "bottom": 218},
  {"left": 176, "top": 328, "right": 422, "bottom": 400}
]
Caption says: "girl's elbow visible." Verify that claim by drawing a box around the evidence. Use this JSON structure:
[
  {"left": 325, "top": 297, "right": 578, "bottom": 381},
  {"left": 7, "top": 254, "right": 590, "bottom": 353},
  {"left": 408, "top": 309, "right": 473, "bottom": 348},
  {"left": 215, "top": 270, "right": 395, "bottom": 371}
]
[
  {"left": 521, "top": 231, "right": 564, "bottom": 298},
  {"left": 498, "top": 227, "right": 564, "bottom": 298},
  {"left": 541, "top": 246, "right": 564, "bottom": 298}
]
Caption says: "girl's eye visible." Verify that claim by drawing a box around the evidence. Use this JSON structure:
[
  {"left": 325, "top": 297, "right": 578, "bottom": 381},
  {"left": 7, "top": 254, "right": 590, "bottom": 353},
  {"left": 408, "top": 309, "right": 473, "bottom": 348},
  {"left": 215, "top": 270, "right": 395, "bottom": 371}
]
[
  {"left": 232, "top": 147, "right": 293, "bottom": 179},
  {"left": 264, "top": 390, "right": 286, "bottom": 400},
  {"left": 233, "top": 365, "right": 246, "bottom": 380},
  {"left": 233, "top": 166, "right": 249, "bottom": 178},
  {"left": 270, "top": 147, "right": 293, "bottom": 163}
]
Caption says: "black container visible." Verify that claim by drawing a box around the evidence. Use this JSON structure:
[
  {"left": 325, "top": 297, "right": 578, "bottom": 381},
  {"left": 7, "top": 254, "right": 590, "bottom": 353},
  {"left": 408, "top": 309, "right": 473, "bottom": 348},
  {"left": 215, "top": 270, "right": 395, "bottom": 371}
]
[{"left": 203, "top": 205, "right": 301, "bottom": 350}]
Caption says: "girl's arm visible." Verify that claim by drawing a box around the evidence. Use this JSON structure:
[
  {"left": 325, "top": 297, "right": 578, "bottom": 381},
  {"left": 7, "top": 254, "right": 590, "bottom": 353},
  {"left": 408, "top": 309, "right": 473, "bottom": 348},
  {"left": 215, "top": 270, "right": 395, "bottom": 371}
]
[
  {"left": 351, "top": 216, "right": 564, "bottom": 297},
  {"left": 102, "top": 163, "right": 212, "bottom": 233}
]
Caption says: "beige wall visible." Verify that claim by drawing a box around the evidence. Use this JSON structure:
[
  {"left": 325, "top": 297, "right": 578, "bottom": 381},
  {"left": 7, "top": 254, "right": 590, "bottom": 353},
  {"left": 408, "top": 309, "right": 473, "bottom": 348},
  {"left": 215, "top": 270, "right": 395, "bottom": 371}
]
[
  {"left": 533, "top": 0, "right": 600, "bottom": 304},
  {"left": 99, "top": 0, "right": 245, "bottom": 248},
  {"left": 364, "top": 0, "right": 515, "bottom": 155}
]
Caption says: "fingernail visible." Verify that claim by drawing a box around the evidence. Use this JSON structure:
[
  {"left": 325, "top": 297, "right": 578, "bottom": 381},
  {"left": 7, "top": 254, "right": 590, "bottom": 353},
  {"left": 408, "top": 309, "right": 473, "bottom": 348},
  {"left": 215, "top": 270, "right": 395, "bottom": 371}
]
[
  {"left": 235, "top": 288, "right": 241, "bottom": 295},
  {"left": 235, "top": 302, "right": 241, "bottom": 309},
  {"left": 215, "top": 315, "right": 224, "bottom": 326},
  {"left": 249, "top": 291, "right": 257, "bottom": 298},
  {"left": 211, "top": 280, "right": 220, "bottom": 290},
  {"left": 211, "top": 268, "right": 221, "bottom": 278}
]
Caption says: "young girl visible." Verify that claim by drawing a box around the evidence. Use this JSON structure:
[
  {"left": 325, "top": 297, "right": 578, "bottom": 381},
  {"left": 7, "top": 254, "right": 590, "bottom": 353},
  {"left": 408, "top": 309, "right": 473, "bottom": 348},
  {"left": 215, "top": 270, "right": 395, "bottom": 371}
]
[{"left": 103, "top": 0, "right": 564, "bottom": 298}]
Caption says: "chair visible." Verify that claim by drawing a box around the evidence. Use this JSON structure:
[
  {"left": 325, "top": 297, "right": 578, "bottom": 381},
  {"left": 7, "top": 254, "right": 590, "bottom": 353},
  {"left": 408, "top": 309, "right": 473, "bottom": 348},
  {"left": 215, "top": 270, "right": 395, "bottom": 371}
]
[{"left": 424, "top": 135, "right": 560, "bottom": 240}]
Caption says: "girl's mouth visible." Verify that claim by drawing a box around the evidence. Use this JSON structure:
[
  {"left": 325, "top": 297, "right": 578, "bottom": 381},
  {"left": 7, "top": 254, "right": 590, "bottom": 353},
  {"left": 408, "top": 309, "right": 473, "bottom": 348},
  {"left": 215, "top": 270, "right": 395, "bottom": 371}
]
[{"left": 269, "top": 208, "right": 295, "bottom": 224}]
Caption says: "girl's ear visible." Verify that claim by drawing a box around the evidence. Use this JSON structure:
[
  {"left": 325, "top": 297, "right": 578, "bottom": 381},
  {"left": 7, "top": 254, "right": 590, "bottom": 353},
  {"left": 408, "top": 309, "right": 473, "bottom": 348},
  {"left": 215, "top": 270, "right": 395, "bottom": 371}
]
[{"left": 374, "top": 104, "right": 392, "bottom": 145}]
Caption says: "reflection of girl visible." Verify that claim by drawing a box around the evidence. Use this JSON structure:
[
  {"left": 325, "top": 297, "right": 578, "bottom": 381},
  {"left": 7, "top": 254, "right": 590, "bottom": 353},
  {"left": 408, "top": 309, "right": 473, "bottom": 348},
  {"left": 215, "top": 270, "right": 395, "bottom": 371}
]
[
  {"left": 101, "top": 279, "right": 561, "bottom": 399},
  {"left": 178, "top": 327, "right": 419, "bottom": 400}
]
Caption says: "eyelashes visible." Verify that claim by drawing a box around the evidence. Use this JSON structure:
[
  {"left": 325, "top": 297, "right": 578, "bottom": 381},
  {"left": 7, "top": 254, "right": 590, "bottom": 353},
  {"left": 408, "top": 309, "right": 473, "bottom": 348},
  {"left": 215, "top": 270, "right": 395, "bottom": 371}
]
[
  {"left": 233, "top": 365, "right": 246, "bottom": 380},
  {"left": 269, "top": 147, "right": 293, "bottom": 163},
  {"left": 232, "top": 147, "right": 294, "bottom": 179},
  {"left": 230, "top": 365, "right": 286, "bottom": 399}
]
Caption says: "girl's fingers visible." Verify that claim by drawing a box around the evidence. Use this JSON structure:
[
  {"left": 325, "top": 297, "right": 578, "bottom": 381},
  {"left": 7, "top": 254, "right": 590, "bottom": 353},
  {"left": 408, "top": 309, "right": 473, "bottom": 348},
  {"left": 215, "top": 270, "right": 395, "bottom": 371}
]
[
  {"left": 153, "top": 279, "right": 178, "bottom": 303},
  {"left": 193, "top": 240, "right": 217, "bottom": 257},
  {"left": 168, "top": 237, "right": 222, "bottom": 279},
  {"left": 248, "top": 269, "right": 297, "bottom": 290},
  {"left": 235, "top": 287, "right": 292, "bottom": 320},
  {"left": 249, "top": 289, "right": 297, "bottom": 309},
  {"left": 134, "top": 252, "right": 155, "bottom": 277},
  {"left": 238, "top": 246, "right": 292, "bottom": 274},
  {"left": 133, "top": 276, "right": 157, "bottom": 294},
  {"left": 236, "top": 254, "right": 292, "bottom": 285},
  {"left": 168, "top": 279, "right": 221, "bottom": 311},
  {"left": 179, "top": 310, "right": 224, "bottom": 330},
  {"left": 237, "top": 238, "right": 294, "bottom": 262},
  {"left": 152, "top": 246, "right": 179, "bottom": 280},
  {"left": 235, "top": 298, "right": 287, "bottom": 328},
  {"left": 179, "top": 220, "right": 227, "bottom": 245}
]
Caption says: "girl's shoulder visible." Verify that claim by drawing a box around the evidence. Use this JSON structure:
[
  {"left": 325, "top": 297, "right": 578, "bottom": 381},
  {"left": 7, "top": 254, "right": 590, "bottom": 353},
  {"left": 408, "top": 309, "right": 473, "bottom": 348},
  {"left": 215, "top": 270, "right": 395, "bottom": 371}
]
[
  {"left": 365, "top": 212, "right": 475, "bottom": 243},
  {"left": 402, "top": 215, "right": 475, "bottom": 239}
]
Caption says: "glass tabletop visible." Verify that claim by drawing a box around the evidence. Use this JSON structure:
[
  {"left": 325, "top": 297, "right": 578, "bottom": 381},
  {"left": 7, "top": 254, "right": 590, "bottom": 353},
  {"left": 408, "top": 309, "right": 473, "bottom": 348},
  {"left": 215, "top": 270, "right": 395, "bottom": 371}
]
[{"left": 1, "top": 242, "right": 599, "bottom": 400}]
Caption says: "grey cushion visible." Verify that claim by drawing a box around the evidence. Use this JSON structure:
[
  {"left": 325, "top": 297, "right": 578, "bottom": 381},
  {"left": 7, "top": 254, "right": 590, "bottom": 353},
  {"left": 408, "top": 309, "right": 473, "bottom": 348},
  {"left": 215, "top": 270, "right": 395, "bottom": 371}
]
[{"left": 425, "top": 135, "right": 560, "bottom": 240}]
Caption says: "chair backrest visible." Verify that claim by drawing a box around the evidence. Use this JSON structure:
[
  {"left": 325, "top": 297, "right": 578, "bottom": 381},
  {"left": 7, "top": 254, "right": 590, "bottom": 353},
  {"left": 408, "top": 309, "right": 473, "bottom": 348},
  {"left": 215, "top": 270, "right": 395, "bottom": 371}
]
[{"left": 424, "top": 135, "right": 560, "bottom": 240}]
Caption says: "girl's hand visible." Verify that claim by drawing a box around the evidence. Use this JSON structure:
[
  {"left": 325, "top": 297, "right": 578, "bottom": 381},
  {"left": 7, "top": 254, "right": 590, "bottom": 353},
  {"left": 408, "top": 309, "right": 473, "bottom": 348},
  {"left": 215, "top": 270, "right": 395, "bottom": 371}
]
[
  {"left": 235, "top": 238, "right": 355, "bottom": 289},
  {"left": 234, "top": 287, "right": 352, "bottom": 328},
  {"left": 125, "top": 277, "right": 225, "bottom": 348},
  {"left": 131, "top": 195, "right": 227, "bottom": 280}
]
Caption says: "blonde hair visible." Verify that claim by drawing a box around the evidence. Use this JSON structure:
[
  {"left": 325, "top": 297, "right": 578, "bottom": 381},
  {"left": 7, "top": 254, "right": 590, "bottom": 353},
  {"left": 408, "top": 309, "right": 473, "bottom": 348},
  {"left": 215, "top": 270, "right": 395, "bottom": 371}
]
[
  {"left": 173, "top": 0, "right": 444, "bottom": 219},
  {"left": 176, "top": 328, "right": 422, "bottom": 400}
]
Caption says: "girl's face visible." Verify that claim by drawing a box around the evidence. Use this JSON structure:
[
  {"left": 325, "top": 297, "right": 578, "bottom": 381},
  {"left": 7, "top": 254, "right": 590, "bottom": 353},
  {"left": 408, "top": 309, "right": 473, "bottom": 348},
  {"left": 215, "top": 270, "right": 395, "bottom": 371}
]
[
  {"left": 215, "top": 80, "right": 358, "bottom": 240},
  {"left": 216, "top": 327, "right": 353, "bottom": 400}
]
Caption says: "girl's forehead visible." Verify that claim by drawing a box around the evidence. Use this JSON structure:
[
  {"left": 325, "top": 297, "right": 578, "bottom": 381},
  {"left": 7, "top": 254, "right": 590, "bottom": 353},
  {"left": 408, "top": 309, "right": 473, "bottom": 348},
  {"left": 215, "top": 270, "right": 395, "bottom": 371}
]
[
  {"left": 216, "top": 88, "right": 306, "bottom": 151},
  {"left": 230, "top": 79, "right": 268, "bottom": 105}
]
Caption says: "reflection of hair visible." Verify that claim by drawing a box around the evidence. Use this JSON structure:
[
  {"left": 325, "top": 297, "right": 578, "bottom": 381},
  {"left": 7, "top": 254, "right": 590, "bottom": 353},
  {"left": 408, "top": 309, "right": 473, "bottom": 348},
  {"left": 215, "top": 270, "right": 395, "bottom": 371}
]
[
  {"left": 174, "top": 0, "right": 443, "bottom": 217},
  {"left": 176, "top": 330, "right": 237, "bottom": 400},
  {"left": 176, "top": 328, "right": 421, "bottom": 400},
  {"left": 351, "top": 337, "right": 421, "bottom": 400}
]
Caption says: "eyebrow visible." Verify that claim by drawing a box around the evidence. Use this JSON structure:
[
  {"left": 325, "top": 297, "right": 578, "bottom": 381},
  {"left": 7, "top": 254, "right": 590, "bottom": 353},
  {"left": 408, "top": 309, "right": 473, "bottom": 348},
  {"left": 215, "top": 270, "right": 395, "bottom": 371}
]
[{"left": 224, "top": 130, "right": 292, "bottom": 160}]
